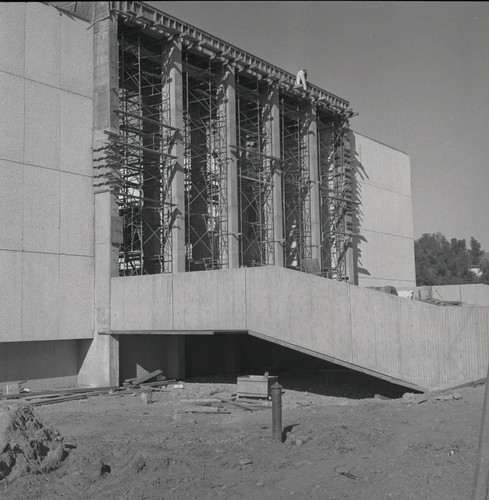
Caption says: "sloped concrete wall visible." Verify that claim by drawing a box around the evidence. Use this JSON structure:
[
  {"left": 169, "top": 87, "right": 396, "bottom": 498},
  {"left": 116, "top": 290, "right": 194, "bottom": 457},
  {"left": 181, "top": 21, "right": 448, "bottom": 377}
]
[
  {"left": 0, "top": 3, "right": 94, "bottom": 348},
  {"left": 353, "top": 133, "right": 416, "bottom": 289},
  {"left": 111, "top": 267, "right": 489, "bottom": 390}
]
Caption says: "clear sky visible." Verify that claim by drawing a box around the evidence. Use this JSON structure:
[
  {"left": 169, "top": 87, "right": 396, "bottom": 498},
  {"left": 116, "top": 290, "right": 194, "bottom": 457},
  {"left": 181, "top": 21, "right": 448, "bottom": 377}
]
[{"left": 150, "top": 1, "right": 489, "bottom": 250}]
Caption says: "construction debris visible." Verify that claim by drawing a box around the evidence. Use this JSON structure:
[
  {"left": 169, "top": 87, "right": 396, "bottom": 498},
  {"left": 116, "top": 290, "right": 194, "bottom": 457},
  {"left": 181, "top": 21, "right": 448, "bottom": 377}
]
[{"left": 0, "top": 405, "right": 71, "bottom": 481}]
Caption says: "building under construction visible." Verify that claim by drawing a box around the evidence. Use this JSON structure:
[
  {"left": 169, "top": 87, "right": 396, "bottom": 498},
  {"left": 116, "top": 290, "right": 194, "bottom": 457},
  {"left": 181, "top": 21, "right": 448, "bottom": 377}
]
[{"left": 1, "top": 1, "right": 488, "bottom": 393}]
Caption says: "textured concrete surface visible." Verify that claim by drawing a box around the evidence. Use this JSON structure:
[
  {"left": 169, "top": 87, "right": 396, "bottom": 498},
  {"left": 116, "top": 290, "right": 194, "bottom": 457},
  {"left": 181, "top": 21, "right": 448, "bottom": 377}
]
[
  {"left": 111, "top": 267, "right": 489, "bottom": 391},
  {"left": 0, "top": 3, "right": 95, "bottom": 353},
  {"left": 353, "top": 132, "right": 416, "bottom": 288}
]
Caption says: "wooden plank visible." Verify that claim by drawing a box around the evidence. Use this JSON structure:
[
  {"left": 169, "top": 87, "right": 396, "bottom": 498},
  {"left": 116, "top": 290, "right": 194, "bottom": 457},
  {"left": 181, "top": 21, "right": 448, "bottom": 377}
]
[
  {"left": 128, "top": 370, "right": 164, "bottom": 386},
  {"left": 29, "top": 394, "right": 89, "bottom": 406}
]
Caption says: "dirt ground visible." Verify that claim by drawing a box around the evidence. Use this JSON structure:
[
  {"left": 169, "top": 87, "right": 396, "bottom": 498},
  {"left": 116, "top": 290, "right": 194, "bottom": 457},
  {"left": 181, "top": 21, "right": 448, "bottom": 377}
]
[{"left": 0, "top": 369, "right": 484, "bottom": 500}]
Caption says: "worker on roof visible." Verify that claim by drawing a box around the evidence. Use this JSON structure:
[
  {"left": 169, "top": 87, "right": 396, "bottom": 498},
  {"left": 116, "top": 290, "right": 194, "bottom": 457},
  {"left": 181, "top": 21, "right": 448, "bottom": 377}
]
[{"left": 296, "top": 69, "right": 308, "bottom": 91}]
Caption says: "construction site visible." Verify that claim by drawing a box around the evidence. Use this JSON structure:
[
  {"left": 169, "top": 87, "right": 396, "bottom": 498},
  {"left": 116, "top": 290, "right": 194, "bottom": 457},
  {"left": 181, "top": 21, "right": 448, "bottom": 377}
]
[{"left": 1, "top": 2, "right": 489, "bottom": 499}]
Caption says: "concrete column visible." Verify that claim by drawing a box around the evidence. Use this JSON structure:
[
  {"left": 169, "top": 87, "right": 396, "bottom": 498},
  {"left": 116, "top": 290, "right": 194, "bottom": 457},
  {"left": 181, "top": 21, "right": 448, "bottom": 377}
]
[
  {"left": 261, "top": 85, "right": 284, "bottom": 266},
  {"left": 218, "top": 63, "right": 239, "bottom": 268},
  {"left": 165, "top": 39, "right": 186, "bottom": 273},
  {"left": 79, "top": 3, "right": 119, "bottom": 387},
  {"left": 307, "top": 103, "right": 322, "bottom": 264},
  {"left": 166, "top": 336, "right": 186, "bottom": 380}
]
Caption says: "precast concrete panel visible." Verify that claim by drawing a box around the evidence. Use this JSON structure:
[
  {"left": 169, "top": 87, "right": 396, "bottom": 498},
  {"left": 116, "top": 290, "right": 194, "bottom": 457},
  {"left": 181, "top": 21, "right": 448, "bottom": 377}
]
[
  {"left": 22, "top": 165, "right": 60, "bottom": 254},
  {"left": 60, "top": 172, "right": 94, "bottom": 256},
  {"left": 25, "top": 2, "right": 60, "bottom": 88},
  {"left": 0, "top": 72, "right": 24, "bottom": 163},
  {"left": 111, "top": 275, "right": 173, "bottom": 331},
  {"left": 354, "top": 133, "right": 411, "bottom": 197},
  {"left": 59, "top": 255, "right": 94, "bottom": 339},
  {"left": 359, "top": 182, "right": 414, "bottom": 238},
  {"left": 0, "top": 160, "right": 23, "bottom": 251},
  {"left": 24, "top": 81, "right": 60, "bottom": 170},
  {"left": 0, "top": 250, "right": 22, "bottom": 341},
  {"left": 60, "top": 92, "right": 93, "bottom": 176},
  {"left": 172, "top": 269, "right": 247, "bottom": 331},
  {"left": 357, "top": 230, "right": 416, "bottom": 288},
  {"left": 0, "top": 3, "right": 25, "bottom": 77},
  {"left": 60, "top": 12, "right": 93, "bottom": 98},
  {"left": 22, "top": 252, "right": 59, "bottom": 340}
]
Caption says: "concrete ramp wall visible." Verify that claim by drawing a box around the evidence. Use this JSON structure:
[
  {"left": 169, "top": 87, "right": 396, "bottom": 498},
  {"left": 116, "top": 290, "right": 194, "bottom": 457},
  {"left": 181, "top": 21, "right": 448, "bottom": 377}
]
[{"left": 111, "top": 267, "right": 489, "bottom": 391}]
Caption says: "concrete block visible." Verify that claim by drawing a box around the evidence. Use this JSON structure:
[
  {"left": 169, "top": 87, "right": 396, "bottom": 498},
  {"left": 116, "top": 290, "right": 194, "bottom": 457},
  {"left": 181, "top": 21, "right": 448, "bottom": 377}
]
[
  {"left": 25, "top": 2, "right": 60, "bottom": 87},
  {"left": 59, "top": 255, "right": 94, "bottom": 339},
  {"left": 60, "top": 13, "right": 93, "bottom": 97},
  {"left": 60, "top": 172, "right": 94, "bottom": 256},
  {"left": 0, "top": 3, "right": 26, "bottom": 76},
  {"left": 0, "top": 72, "right": 24, "bottom": 163},
  {"left": 0, "top": 250, "right": 22, "bottom": 342},
  {"left": 24, "top": 81, "right": 60, "bottom": 169},
  {"left": 23, "top": 165, "right": 60, "bottom": 254},
  {"left": 0, "top": 160, "right": 23, "bottom": 251},
  {"left": 60, "top": 92, "right": 93, "bottom": 176},
  {"left": 22, "top": 252, "right": 59, "bottom": 341}
]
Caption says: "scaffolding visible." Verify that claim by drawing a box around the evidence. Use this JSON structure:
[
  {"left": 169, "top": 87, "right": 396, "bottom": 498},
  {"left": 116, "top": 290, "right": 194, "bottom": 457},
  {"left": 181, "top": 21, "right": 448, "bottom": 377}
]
[
  {"left": 281, "top": 97, "right": 312, "bottom": 270},
  {"left": 236, "top": 76, "right": 275, "bottom": 267},
  {"left": 318, "top": 115, "right": 354, "bottom": 280},
  {"left": 183, "top": 53, "right": 228, "bottom": 271},
  {"left": 100, "top": 27, "right": 180, "bottom": 276}
]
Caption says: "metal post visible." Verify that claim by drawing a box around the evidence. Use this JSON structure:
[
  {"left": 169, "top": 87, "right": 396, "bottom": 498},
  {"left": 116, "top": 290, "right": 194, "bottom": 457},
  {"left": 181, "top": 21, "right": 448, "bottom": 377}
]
[
  {"left": 271, "top": 382, "right": 283, "bottom": 442},
  {"left": 473, "top": 364, "right": 489, "bottom": 500}
]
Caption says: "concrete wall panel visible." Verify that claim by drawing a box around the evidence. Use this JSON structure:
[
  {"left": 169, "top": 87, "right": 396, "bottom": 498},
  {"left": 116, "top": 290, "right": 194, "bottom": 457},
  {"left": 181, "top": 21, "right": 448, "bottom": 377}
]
[
  {"left": 24, "top": 81, "right": 60, "bottom": 169},
  {"left": 22, "top": 252, "right": 59, "bottom": 340},
  {"left": 0, "top": 250, "right": 22, "bottom": 341},
  {"left": 354, "top": 132, "right": 416, "bottom": 289},
  {"left": 0, "top": 3, "right": 25, "bottom": 77},
  {"left": 357, "top": 230, "right": 416, "bottom": 288},
  {"left": 111, "top": 275, "right": 173, "bottom": 331},
  {"left": 354, "top": 133, "right": 411, "bottom": 197},
  {"left": 0, "top": 160, "right": 23, "bottom": 251},
  {"left": 60, "top": 172, "right": 94, "bottom": 256},
  {"left": 359, "top": 182, "right": 414, "bottom": 238},
  {"left": 415, "top": 284, "right": 489, "bottom": 307},
  {"left": 23, "top": 165, "right": 60, "bottom": 254},
  {"left": 60, "top": 92, "right": 93, "bottom": 176},
  {"left": 0, "top": 72, "right": 24, "bottom": 163},
  {"left": 25, "top": 3, "right": 60, "bottom": 87},
  {"left": 60, "top": 13, "right": 93, "bottom": 97},
  {"left": 172, "top": 269, "right": 247, "bottom": 330},
  {"left": 59, "top": 255, "right": 94, "bottom": 339}
]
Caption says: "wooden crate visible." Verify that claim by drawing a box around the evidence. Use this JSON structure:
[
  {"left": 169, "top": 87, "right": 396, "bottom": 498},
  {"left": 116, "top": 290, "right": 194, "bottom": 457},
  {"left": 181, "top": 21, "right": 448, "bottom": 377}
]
[{"left": 236, "top": 375, "right": 278, "bottom": 399}]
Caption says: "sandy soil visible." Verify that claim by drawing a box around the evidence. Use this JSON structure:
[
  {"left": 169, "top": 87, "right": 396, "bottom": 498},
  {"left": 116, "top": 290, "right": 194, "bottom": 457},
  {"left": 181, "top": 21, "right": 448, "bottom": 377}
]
[{"left": 0, "top": 370, "right": 484, "bottom": 500}]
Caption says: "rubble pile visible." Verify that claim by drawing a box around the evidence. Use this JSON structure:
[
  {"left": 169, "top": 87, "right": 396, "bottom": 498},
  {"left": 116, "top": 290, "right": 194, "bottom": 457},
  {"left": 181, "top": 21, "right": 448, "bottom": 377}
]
[{"left": 0, "top": 404, "right": 70, "bottom": 481}]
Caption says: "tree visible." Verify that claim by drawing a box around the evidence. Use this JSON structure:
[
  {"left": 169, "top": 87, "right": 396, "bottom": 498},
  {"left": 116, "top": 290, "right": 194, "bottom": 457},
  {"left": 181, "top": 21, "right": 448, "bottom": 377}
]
[
  {"left": 469, "top": 237, "right": 484, "bottom": 267},
  {"left": 414, "top": 233, "right": 478, "bottom": 286}
]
